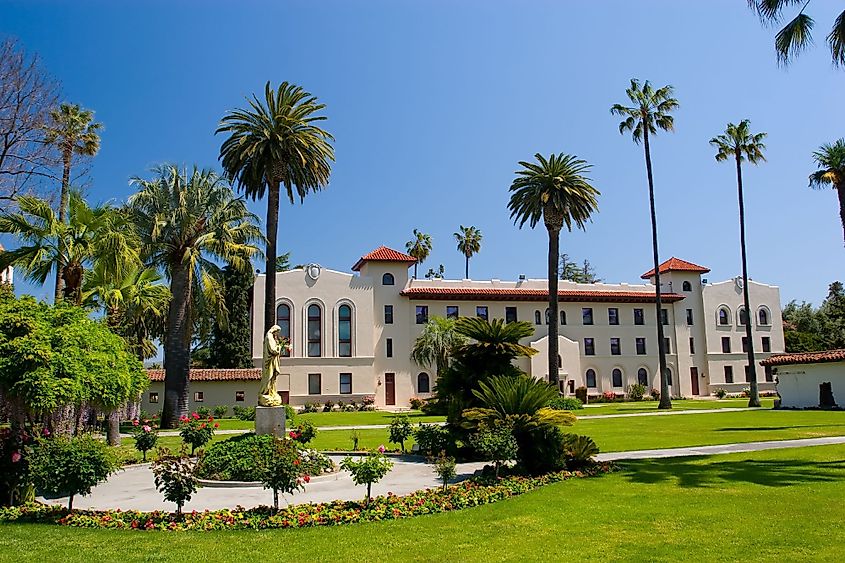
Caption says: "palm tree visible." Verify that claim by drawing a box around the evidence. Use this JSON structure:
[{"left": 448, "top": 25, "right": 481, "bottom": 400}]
[
  {"left": 410, "top": 316, "right": 467, "bottom": 377},
  {"left": 44, "top": 103, "right": 102, "bottom": 300},
  {"left": 749, "top": 1, "right": 845, "bottom": 66},
  {"left": 0, "top": 191, "right": 137, "bottom": 305},
  {"left": 710, "top": 120, "right": 767, "bottom": 408},
  {"left": 406, "top": 229, "right": 432, "bottom": 279},
  {"left": 129, "top": 165, "right": 262, "bottom": 428},
  {"left": 454, "top": 225, "right": 482, "bottom": 278},
  {"left": 507, "top": 153, "right": 599, "bottom": 388},
  {"left": 611, "top": 79, "right": 679, "bottom": 410},
  {"left": 809, "top": 139, "right": 845, "bottom": 244},
  {"left": 217, "top": 82, "right": 334, "bottom": 335}
]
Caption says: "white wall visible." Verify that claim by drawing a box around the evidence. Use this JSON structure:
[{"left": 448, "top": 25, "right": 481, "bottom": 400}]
[{"left": 777, "top": 362, "right": 845, "bottom": 408}]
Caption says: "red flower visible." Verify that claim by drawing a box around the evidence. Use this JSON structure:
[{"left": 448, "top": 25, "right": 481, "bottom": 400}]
[
  {"left": 192, "top": 412, "right": 200, "bottom": 420},
  {"left": 303, "top": 475, "right": 310, "bottom": 483},
  {"left": 214, "top": 423, "right": 219, "bottom": 429},
  {"left": 11, "top": 451, "right": 21, "bottom": 463},
  {"left": 200, "top": 423, "right": 206, "bottom": 429},
  {"left": 293, "top": 459, "right": 300, "bottom": 466}
]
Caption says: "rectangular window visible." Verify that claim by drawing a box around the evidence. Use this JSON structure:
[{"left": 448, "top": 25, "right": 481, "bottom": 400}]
[
  {"left": 149, "top": 392, "right": 159, "bottom": 404},
  {"left": 384, "top": 305, "right": 393, "bottom": 325},
  {"left": 745, "top": 365, "right": 754, "bottom": 383},
  {"left": 308, "top": 373, "right": 321, "bottom": 395},
  {"left": 724, "top": 365, "right": 734, "bottom": 383},
  {"left": 636, "top": 337, "right": 646, "bottom": 355},
  {"left": 608, "top": 308, "right": 619, "bottom": 325},
  {"left": 742, "top": 336, "right": 749, "bottom": 353},
  {"left": 476, "top": 306, "right": 488, "bottom": 320},
  {"left": 416, "top": 305, "right": 429, "bottom": 325},
  {"left": 386, "top": 338, "right": 393, "bottom": 358},
  {"left": 722, "top": 337, "right": 731, "bottom": 353},
  {"left": 689, "top": 337, "right": 696, "bottom": 355},
  {"left": 505, "top": 307, "right": 518, "bottom": 324},
  {"left": 582, "top": 308, "right": 593, "bottom": 325},
  {"left": 663, "top": 337, "right": 671, "bottom": 354},
  {"left": 762, "top": 337, "right": 771, "bottom": 353},
  {"left": 446, "top": 306, "right": 459, "bottom": 319},
  {"left": 584, "top": 338, "right": 595, "bottom": 356},
  {"left": 686, "top": 309, "right": 694, "bottom": 326},
  {"left": 610, "top": 338, "right": 621, "bottom": 355},
  {"left": 235, "top": 391, "right": 245, "bottom": 402},
  {"left": 194, "top": 391, "right": 204, "bottom": 402},
  {"left": 339, "top": 373, "right": 352, "bottom": 395},
  {"left": 634, "top": 308, "right": 644, "bottom": 325},
  {"left": 661, "top": 308, "right": 669, "bottom": 325},
  {"left": 764, "top": 365, "right": 773, "bottom": 382}
]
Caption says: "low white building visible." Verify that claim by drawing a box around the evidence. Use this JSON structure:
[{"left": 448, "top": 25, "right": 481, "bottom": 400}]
[
  {"left": 763, "top": 350, "right": 845, "bottom": 409},
  {"left": 0, "top": 243, "right": 13, "bottom": 286}
]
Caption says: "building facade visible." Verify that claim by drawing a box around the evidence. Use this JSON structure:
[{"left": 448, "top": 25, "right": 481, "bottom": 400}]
[
  {"left": 238, "top": 247, "right": 785, "bottom": 409},
  {"left": 0, "top": 243, "right": 13, "bottom": 286}
]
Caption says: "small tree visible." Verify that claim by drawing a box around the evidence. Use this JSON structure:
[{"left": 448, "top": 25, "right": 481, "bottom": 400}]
[
  {"left": 29, "top": 434, "right": 118, "bottom": 511},
  {"left": 254, "top": 437, "right": 307, "bottom": 512},
  {"left": 131, "top": 420, "right": 158, "bottom": 462},
  {"left": 152, "top": 446, "right": 199, "bottom": 516},
  {"left": 288, "top": 420, "right": 317, "bottom": 445},
  {"left": 339, "top": 446, "right": 394, "bottom": 506},
  {"left": 470, "top": 422, "right": 518, "bottom": 478},
  {"left": 388, "top": 415, "right": 413, "bottom": 453},
  {"left": 178, "top": 413, "right": 218, "bottom": 454},
  {"left": 431, "top": 451, "right": 457, "bottom": 490}
]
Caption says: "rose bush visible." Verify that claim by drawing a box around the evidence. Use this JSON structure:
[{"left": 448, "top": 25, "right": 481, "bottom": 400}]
[{"left": 178, "top": 413, "right": 218, "bottom": 454}]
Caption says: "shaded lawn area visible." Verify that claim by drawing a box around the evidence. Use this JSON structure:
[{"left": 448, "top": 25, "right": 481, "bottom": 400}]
[
  {"left": 3, "top": 444, "right": 844, "bottom": 562},
  {"left": 579, "top": 397, "right": 775, "bottom": 416},
  {"left": 297, "top": 410, "right": 442, "bottom": 427}
]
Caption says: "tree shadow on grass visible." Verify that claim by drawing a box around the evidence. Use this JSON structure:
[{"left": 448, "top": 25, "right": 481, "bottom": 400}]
[
  {"left": 715, "top": 423, "right": 845, "bottom": 432},
  {"left": 619, "top": 456, "right": 845, "bottom": 488}
]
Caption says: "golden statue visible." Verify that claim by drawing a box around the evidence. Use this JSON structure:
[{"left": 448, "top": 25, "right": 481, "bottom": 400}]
[{"left": 259, "top": 325, "right": 286, "bottom": 407}]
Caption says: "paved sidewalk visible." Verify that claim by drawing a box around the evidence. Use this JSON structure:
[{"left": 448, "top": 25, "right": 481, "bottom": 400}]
[{"left": 597, "top": 435, "right": 845, "bottom": 461}]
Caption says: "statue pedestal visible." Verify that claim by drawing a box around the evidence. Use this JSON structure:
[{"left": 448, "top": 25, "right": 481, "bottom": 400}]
[{"left": 255, "top": 406, "right": 286, "bottom": 438}]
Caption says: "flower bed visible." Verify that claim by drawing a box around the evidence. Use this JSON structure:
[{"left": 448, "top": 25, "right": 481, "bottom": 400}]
[{"left": 0, "top": 463, "right": 617, "bottom": 531}]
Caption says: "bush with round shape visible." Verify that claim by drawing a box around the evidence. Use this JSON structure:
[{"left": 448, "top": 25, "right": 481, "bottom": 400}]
[
  {"left": 289, "top": 420, "right": 317, "bottom": 445},
  {"left": 470, "top": 421, "right": 518, "bottom": 478},
  {"left": 413, "top": 423, "right": 450, "bottom": 456},
  {"left": 340, "top": 447, "right": 393, "bottom": 506},
  {"left": 212, "top": 405, "right": 229, "bottom": 418},
  {"left": 575, "top": 386, "right": 588, "bottom": 404},
  {"left": 388, "top": 414, "right": 413, "bottom": 453},
  {"left": 254, "top": 436, "right": 308, "bottom": 512},
  {"left": 562, "top": 434, "right": 600, "bottom": 469},
  {"left": 197, "top": 433, "right": 332, "bottom": 481},
  {"left": 626, "top": 383, "right": 647, "bottom": 401},
  {"left": 408, "top": 397, "right": 425, "bottom": 410},
  {"left": 195, "top": 406, "right": 211, "bottom": 418},
  {"left": 130, "top": 420, "right": 158, "bottom": 462},
  {"left": 431, "top": 451, "right": 456, "bottom": 490},
  {"left": 178, "top": 413, "right": 217, "bottom": 454},
  {"left": 152, "top": 446, "right": 199, "bottom": 516},
  {"left": 548, "top": 396, "right": 583, "bottom": 411},
  {"left": 232, "top": 406, "right": 255, "bottom": 420}
]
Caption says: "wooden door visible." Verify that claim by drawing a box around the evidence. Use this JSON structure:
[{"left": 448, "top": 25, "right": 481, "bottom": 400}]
[
  {"left": 279, "top": 390, "right": 290, "bottom": 404},
  {"left": 384, "top": 373, "right": 396, "bottom": 406},
  {"left": 690, "top": 367, "right": 700, "bottom": 396}
]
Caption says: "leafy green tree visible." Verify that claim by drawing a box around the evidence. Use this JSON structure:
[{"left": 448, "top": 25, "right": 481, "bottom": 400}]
[
  {"left": 560, "top": 253, "right": 601, "bottom": 283},
  {"left": 710, "top": 119, "right": 767, "bottom": 408},
  {"left": 254, "top": 437, "right": 307, "bottom": 513},
  {"left": 129, "top": 165, "right": 262, "bottom": 428},
  {"left": 339, "top": 447, "right": 393, "bottom": 506},
  {"left": 749, "top": 1, "right": 845, "bottom": 66},
  {"left": 782, "top": 300, "right": 827, "bottom": 352},
  {"left": 151, "top": 446, "right": 199, "bottom": 516},
  {"left": 406, "top": 228, "right": 432, "bottom": 279},
  {"left": 809, "top": 139, "right": 845, "bottom": 245},
  {"left": 424, "top": 264, "right": 445, "bottom": 279},
  {"left": 470, "top": 420, "right": 518, "bottom": 478},
  {"left": 388, "top": 414, "right": 413, "bottom": 453},
  {"left": 217, "top": 82, "right": 334, "bottom": 335},
  {"left": 275, "top": 252, "right": 292, "bottom": 272},
  {"left": 209, "top": 265, "right": 255, "bottom": 369},
  {"left": 411, "top": 316, "right": 466, "bottom": 378},
  {"left": 44, "top": 103, "right": 102, "bottom": 300},
  {"left": 454, "top": 225, "right": 482, "bottom": 279},
  {"left": 820, "top": 281, "right": 845, "bottom": 348},
  {"left": 611, "top": 78, "right": 679, "bottom": 410},
  {"left": 507, "top": 153, "right": 599, "bottom": 387}
]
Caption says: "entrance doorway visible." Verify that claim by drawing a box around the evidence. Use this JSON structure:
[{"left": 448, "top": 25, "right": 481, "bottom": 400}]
[
  {"left": 384, "top": 373, "right": 395, "bottom": 405},
  {"left": 690, "top": 367, "right": 700, "bottom": 396},
  {"left": 278, "top": 390, "right": 290, "bottom": 404}
]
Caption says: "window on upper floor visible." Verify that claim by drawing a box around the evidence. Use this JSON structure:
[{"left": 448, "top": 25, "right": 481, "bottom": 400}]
[
  {"left": 560, "top": 310, "right": 567, "bottom": 325},
  {"left": 689, "top": 337, "right": 696, "bottom": 354},
  {"left": 718, "top": 307, "right": 730, "bottom": 326},
  {"left": 149, "top": 392, "right": 159, "bottom": 404},
  {"left": 418, "top": 372, "right": 430, "bottom": 393},
  {"left": 505, "top": 307, "right": 518, "bottom": 324},
  {"left": 758, "top": 307, "right": 770, "bottom": 326},
  {"left": 235, "top": 391, "right": 245, "bottom": 402},
  {"left": 386, "top": 338, "right": 393, "bottom": 358},
  {"left": 612, "top": 368, "right": 623, "bottom": 388},
  {"left": 586, "top": 369, "right": 597, "bottom": 388},
  {"left": 447, "top": 306, "right": 459, "bottom": 320},
  {"left": 661, "top": 308, "right": 669, "bottom": 325},
  {"left": 610, "top": 338, "right": 621, "bottom": 355},
  {"left": 686, "top": 309, "right": 694, "bottom": 326},
  {"left": 194, "top": 391, "right": 204, "bottom": 402},
  {"left": 582, "top": 308, "right": 593, "bottom": 325},
  {"left": 276, "top": 303, "right": 291, "bottom": 357},
  {"left": 608, "top": 308, "right": 619, "bottom": 325},
  {"left": 663, "top": 337, "right": 672, "bottom": 354},
  {"left": 738, "top": 307, "right": 748, "bottom": 326},
  {"left": 721, "top": 337, "right": 731, "bottom": 353},
  {"left": 338, "top": 304, "right": 352, "bottom": 357},
  {"left": 762, "top": 336, "right": 771, "bottom": 353},
  {"left": 416, "top": 305, "right": 429, "bottom": 325},
  {"left": 307, "top": 304, "right": 322, "bottom": 357},
  {"left": 382, "top": 273, "right": 394, "bottom": 286},
  {"left": 534, "top": 310, "right": 542, "bottom": 325},
  {"left": 682, "top": 280, "right": 692, "bottom": 292},
  {"left": 476, "top": 306, "right": 488, "bottom": 321},
  {"left": 584, "top": 338, "right": 595, "bottom": 356},
  {"left": 764, "top": 365, "right": 773, "bottom": 382},
  {"left": 634, "top": 308, "right": 645, "bottom": 325},
  {"left": 384, "top": 305, "right": 394, "bottom": 325},
  {"left": 636, "top": 337, "right": 646, "bottom": 355},
  {"left": 545, "top": 308, "right": 551, "bottom": 325},
  {"left": 742, "top": 336, "right": 749, "bottom": 353}
]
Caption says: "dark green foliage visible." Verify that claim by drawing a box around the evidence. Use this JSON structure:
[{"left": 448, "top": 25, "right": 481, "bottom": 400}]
[
  {"left": 560, "top": 254, "right": 601, "bottom": 283},
  {"left": 151, "top": 447, "right": 199, "bottom": 515},
  {"left": 130, "top": 422, "right": 158, "bottom": 462},
  {"left": 626, "top": 384, "right": 647, "bottom": 401},
  {"left": 548, "top": 396, "right": 583, "bottom": 410},
  {"left": 290, "top": 420, "right": 317, "bottom": 445},
  {"left": 515, "top": 425, "right": 568, "bottom": 475},
  {"left": 254, "top": 437, "right": 307, "bottom": 511},
  {"left": 232, "top": 406, "right": 256, "bottom": 421},
  {"left": 562, "top": 434, "right": 600, "bottom": 469},
  {"left": 388, "top": 415, "right": 413, "bottom": 453},
  {"left": 209, "top": 265, "right": 254, "bottom": 369},
  {"left": 470, "top": 421, "right": 518, "bottom": 478},
  {"left": 432, "top": 451, "right": 456, "bottom": 490},
  {"left": 783, "top": 284, "right": 845, "bottom": 352},
  {"left": 414, "top": 423, "right": 451, "bottom": 456},
  {"left": 195, "top": 406, "right": 210, "bottom": 418},
  {"left": 198, "top": 433, "right": 331, "bottom": 482},
  {"left": 575, "top": 386, "right": 588, "bottom": 404},
  {"left": 212, "top": 405, "right": 228, "bottom": 418}
]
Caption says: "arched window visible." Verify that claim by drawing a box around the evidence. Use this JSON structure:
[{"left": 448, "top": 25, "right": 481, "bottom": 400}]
[
  {"left": 718, "top": 307, "right": 730, "bottom": 326},
  {"left": 682, "top": 280, "right": 692, "bottom": 292},
  {"left": 545, "top": 308, "right": 551, "bottom": 325},
  {"left": 585, "top": 369, "right": 597, "bottom": 388},
  {"left": 338, "top": 304, "right": 352, "bottom": 357},
  {"left": 758, "top": 307, "right": 770, "bottom": 326},
  {"left": 534, "top": 310, "right": 542, "bottom": 325},
  {"left": 560, "top": 310, "right": 567, "bottom": 325},
  {"left": 307, "top": 304, "right": 321, "bottom": 357},
  {"left": 738, "top": 307, "right": 748, "bottom": 326},
  {"left": 612, "top": 368, "right": 623, "bottom": 388},
  {"left": 637, "top": 368, "right": 648, "bottom": 386},
  {"left": 418, "top": 372, "right": 430, "bottom": 393},
  {"left": 276, "top": 303, "right": 291, "bottom": 357},
  {"left": 382, "top": 273, "right": 394, "bottom": 286}
]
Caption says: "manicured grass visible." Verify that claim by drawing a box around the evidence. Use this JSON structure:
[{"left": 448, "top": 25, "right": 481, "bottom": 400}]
[
  {"left": 113, "top": 434, "right": 233, "bottom": 465},
  {"left": 297, "top": 410, "right": 443, "bottom": 427},
  {"left": 579, "top": 397, "right": 775, "bottom": 416},
  {"left": 3, "top": 444, "right": 844, "bottom": 561}
]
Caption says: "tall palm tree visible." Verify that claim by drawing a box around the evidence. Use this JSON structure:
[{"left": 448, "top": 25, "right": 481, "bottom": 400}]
[
  {"left": 410, "top": 316, "right": 467, "bottom": 378},
  {"left": 710, "top": 120, "right": 767, "bottom": 408},
  {"left": 406, "top": 229, "right": 432, "bottom": 279},
  {"left": 809, "top": 139, "right": 845, "bottom": 244},
  {"left": 454, "top": 225, "right": 483, "bottom": 279},
  {"left": 611, "top": 79, "right": 679, "bottom": 409},
  {"left": 0, "top": 191, "right": 137, "bottom": 305},
  {"left": 129, "top": 165, "right": 262, "bottom": 428},
  {"left": 749, "top": 1, "right": 845, "bottom": 66},
  {"left": 44, "top": 103, "right": 102, "bottom": 300},
  {"left": 217, "top": 82, "right": 334, "bottom": 335},
  {"left": 507, "top": 153, "right": 599, "bottom": 388}
]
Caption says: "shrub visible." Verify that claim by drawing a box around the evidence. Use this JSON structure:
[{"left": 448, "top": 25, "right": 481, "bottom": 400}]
[
  {"left": 0, "top": 425, "right": 35, "bottom": 506},
  {"left": 742, "top": 387, "right": 751, "bottom": 398},
  {"left": 289, "top": 420, "right": 317, "bottom": 445},
  {"left": 195, "top": 406, "right": 211, "bottom": 418},
  {"left": 151, "top": 447, "right": 199, "bottom": 516},
  {"left": 414, "top": 423, "right": 450, "bottom": 456},
  {"left": 178, "top": 413, "right": 218, "bottom": 455},
  {"left": 301, "top": 403, "right": 320, "bottom": 414},
  {"left": 548, "top": 396, "right": 583, "bottom": 411},
  {"left": 361, "top": 395, "right": 376, "bottom": 408},
  {"left": 29, "top": 434, "right": 118, "bottom": 510},
  {"left": 232, "top": 406, "right": 256, "bottom": 421},
  {"left": 254, "top": 437, "right": 308, "bottom": 512},
  {"left": 130, "top": 420, "right": 158, "bottom": 462},
  {"left": 562, "top": 434, "right": 600, "bottom": 469},
  {"left": 212, "top": 405, "right": 229, "bottom": 418},
  {"left": 323, "top": 400, "right": 334, "bottom": 413},
  {"left": 350, "top": 429, "right": 360, "bottom": 451},
  {"left": 284, "top": 404, "right": 296, "bottom": 421},
  {"left": 650, "top": 388, "right": 661, "bottom": 401},
  {"left": 514, "top": 425, "right": 568, "bottom": 475},
  {"left": 339, "top": 447, "right": 394, "bottom": 506},
  {"left": 626, "top": 383, "right": 647, "bottom": 401},
  {"left": 409, "top": 397, "right": 425, "bottom": 410},
  {"left": 388, "top": 415, "right": 413, "bottom": 453},
  {"left": 342, "top": 403, "right": 356, "bottom": 412},
  {"left": 431, "top": 451, "right": 456, "bottom": 490},
  {"left": 198, "top": 433, "right": 331, "bottom": 481},
  {"left": 714, "top": 388, "right": 727, "bottom": 399},
  {"left": 470, "top": 421, "right": 518, "bottom": 478},
  {"left": 575, "top": 386, "right": 588, "bottom": 404},
  {"left": 600, "top": 391, "right": 617, "bottom": 403}
]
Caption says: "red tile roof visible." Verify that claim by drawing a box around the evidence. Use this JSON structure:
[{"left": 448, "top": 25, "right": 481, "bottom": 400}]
[
  {"left": 146, "top": 368, "right": 261, "bottom": 382},
  {"left": 400, "top": 287, "right": 685, "bottom": 303},
  {"left": 641, "top": 257, "right": 710, "bottom": 279},
  {"left": 352, "top": 246, "right": 418, "bottom": 271},
  {"left": 760, "top": 350, "right": 845, "bottom": 367}
]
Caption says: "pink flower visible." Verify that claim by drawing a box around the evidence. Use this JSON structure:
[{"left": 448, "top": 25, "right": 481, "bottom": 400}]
[
  {"left": 132, "top": 420, "right": 139, "bottom": 426},
  {"left": 142, "top": 425, "right": 152, "bottom": 432},
  {"left": 11, "top": 451, "right": 21, "bottom": 463},
  {"left": 192, "top": 412, "right": 200, "bottom": 420},
  {"left": 377, "top": 445, "right": 386, "bottom": 454},
  {"left": 42, "top": 428, "right": 50, "bottom": 437}
]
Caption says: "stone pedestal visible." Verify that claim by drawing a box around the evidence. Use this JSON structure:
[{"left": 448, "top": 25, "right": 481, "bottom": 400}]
[{"left": 255, "top": 406, "right": 286, "bottom": 437}]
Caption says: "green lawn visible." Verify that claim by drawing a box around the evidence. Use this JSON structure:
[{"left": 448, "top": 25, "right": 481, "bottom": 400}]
[
  {"left": 297, "top": 410, "right": 443, "bottom": 427},
  {"left": 578, "top": 397, "right": 775, "bottom": 416},
  {"left": 3, "top": 444, "right": 844, "bottom": 561}
]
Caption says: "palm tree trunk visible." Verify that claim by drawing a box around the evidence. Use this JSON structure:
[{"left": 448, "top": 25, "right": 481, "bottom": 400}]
[
  {"left": 264, "top": 180, "right": 280, "bottom": 334},
  {"left": 413, "top": 261, "right": 418, "bottom": 279},
  {"left": 736, "top": 153, "right": 760, "bottom": 407},
  {"left": 547, "top": 227, "right": 561, "bottom": 386},
  {"left": 465, "top": 255, "right": 469, "bottom": 279},
  {"left": 643, "top": 128, "right": 671, "bottom": 410},
  {"left": 161, "top": 260, "right": 192, "bottom": 428},
  {"left": 837, "top": 182, "right": 845, "bottom": 246},
  {"left": 54, "top": 147, "right": 72, "bottom": 302}
]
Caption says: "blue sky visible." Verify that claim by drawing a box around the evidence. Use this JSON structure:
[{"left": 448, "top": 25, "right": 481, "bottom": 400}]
[{"left": 2, "top": 0, "right": 843, "bottom": 306}]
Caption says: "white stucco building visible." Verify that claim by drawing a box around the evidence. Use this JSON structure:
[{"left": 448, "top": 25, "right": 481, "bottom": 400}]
[{"left": 762, "top": 350, "right": 845, "bottom": 409}]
